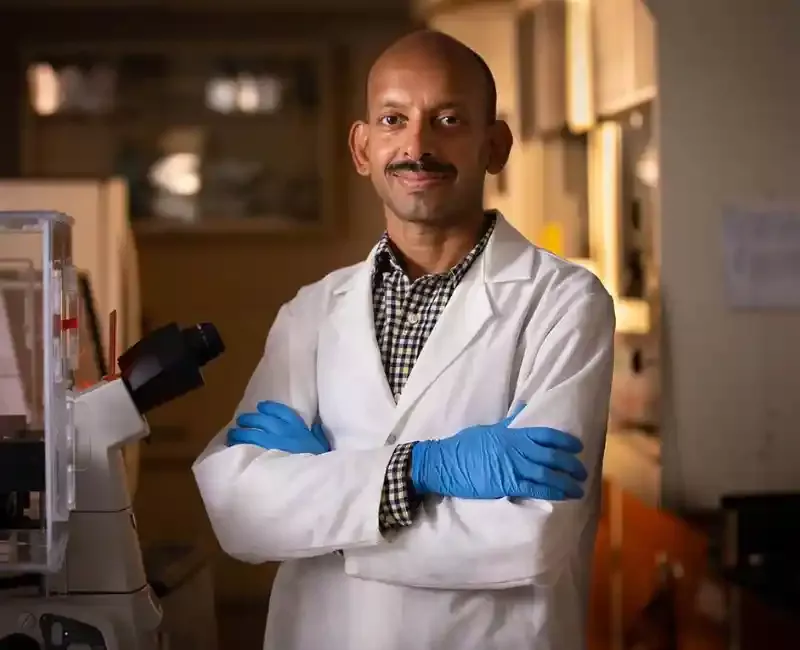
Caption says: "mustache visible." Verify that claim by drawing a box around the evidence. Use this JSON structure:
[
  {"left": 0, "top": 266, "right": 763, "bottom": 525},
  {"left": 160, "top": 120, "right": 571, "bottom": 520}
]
[{"left": 386, "top": 157, "right": 457, "bottom": 175}]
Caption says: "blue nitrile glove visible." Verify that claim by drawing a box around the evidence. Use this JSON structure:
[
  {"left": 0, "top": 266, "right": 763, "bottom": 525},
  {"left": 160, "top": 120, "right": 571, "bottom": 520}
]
[
  {"left": 226, "top": 401, "right": 330, "bottom": 455},
  {"left": 410, "top": 404, "right": 588, "bottom": 501}
]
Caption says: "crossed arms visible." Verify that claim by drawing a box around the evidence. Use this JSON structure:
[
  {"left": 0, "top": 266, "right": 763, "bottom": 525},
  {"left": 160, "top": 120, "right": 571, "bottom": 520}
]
[{"left": 193, "top": 282, "right": 615, "bottom": 590}]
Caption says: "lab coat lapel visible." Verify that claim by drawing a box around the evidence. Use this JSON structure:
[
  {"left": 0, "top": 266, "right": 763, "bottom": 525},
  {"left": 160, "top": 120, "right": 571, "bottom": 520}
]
[
  {"left": 327, "top": 259, "right": 396, "bottom": 415},
  {"left": 394, "top": 215, "right": 536, "bottom": 421},
  {"left": 325, "top": 216, "right": 536, "bottom": 436},
  {"left": 395, "top": 271, "right": 494, "bottom": 416}
]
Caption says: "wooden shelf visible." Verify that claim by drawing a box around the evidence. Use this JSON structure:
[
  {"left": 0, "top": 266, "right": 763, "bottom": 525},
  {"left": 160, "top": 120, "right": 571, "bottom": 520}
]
[{"left": 20, "top": 39, "right": 341, "bottom": 236}]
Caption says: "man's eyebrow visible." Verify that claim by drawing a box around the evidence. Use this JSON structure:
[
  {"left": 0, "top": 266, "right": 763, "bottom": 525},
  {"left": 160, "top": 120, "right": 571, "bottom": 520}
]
[
  {"left": 376, "top": 100, "right": 408, "bottom": 111},
  {"left": 430, "top": 101, "right": 467, "bottom": 112}
]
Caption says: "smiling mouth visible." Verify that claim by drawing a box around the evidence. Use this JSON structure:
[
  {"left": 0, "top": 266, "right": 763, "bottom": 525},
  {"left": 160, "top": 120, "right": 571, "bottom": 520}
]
[{"left": 391, "top": 171, "right": 455, "bottom": 189}]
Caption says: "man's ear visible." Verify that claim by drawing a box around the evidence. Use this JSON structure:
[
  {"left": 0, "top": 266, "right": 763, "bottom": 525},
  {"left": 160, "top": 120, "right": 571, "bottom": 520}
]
[
  {"left": 486, "top": 119, "right": 513, "bottom": 175},
  {"left": 349, "top": 121, "right": 371, "bottom": 177}
]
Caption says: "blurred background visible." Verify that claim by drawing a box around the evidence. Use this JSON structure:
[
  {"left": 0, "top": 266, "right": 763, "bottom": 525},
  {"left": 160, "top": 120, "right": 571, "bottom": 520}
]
[{"left": 0, "top": 0, "right": 799, "bottom": 647}]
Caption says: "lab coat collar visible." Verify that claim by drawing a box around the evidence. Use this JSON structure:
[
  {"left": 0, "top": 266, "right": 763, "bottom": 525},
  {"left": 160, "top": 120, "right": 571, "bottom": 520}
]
[
  {"left": 326, "top": 213, "right": 536, "bottom": 429},
  {"left": 333, "top": 212, "right": 535, "bottom": 297},
  {"left": 480, "top": 212, "right": 536, "bottom": 283},
  {"left": 371, "top": 212, "right": 497, "bottom": 287}
]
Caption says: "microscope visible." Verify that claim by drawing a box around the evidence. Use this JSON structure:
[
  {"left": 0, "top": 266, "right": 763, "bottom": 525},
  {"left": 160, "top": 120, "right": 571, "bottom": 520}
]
[{"left": 0, "top": 212, "right": 224, "bottom": 649}]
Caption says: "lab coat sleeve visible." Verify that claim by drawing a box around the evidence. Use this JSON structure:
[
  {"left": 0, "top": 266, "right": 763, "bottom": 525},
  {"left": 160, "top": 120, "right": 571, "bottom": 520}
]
[
  {"left": 343, "top": 284, "right": 615, "bottom": 589},
  {"left": 192, "top": 296, "right": 397, "bottom": 564}
]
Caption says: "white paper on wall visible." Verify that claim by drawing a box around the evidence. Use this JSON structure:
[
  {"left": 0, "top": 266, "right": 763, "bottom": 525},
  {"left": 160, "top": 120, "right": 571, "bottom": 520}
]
[{"left": 721, "top": 205, "right": 800, "bottom": 309}]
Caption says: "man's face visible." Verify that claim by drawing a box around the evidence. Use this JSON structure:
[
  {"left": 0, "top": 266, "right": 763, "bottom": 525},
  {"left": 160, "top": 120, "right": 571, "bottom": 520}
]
[{"left": 350, "top": 52, "right": 509, "bottom": 226}]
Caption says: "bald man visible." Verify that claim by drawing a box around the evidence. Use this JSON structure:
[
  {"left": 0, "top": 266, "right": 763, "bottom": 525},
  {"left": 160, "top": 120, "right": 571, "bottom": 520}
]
[{"left": 195, "top": 30, "right": 614, "bottom": 650}]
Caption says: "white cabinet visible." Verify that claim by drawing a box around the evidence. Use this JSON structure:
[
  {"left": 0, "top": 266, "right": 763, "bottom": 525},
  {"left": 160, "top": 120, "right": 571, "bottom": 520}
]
[{"left": 592, "top": 0, "right": 656, "bottom": 117}]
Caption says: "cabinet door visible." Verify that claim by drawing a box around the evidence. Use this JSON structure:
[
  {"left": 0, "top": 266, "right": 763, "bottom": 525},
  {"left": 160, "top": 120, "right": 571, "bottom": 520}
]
[{"left": 593, "top": 0, "right": 656, "bottom": 117}]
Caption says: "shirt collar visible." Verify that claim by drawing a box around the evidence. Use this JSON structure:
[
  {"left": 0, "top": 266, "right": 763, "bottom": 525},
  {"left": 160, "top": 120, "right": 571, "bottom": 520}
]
[{"left": 373, "top": 211, "right": 498, "bottom": 285}]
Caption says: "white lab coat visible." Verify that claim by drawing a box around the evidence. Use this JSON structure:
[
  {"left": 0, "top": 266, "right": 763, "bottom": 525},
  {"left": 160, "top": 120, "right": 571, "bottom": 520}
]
[{"left": 193, "top": 215, "right": 615, "bottom": 650}]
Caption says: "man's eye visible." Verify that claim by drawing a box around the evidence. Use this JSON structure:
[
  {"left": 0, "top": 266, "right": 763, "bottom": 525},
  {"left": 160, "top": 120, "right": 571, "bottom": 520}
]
[
  {"left": 438, "top": 115, "right": 460, "bottom": 126},
  {"left": 379, "top": 115, "right": 403, "bottom": 126}
]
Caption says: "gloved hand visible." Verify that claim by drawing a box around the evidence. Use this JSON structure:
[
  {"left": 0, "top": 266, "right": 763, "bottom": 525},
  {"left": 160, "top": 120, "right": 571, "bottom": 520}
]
[
  {"left": 226, "top": 401, "right": 330, "bottom": 455},
  {"left": 410, "top": 404, "right": 587, "bottom": 500}
]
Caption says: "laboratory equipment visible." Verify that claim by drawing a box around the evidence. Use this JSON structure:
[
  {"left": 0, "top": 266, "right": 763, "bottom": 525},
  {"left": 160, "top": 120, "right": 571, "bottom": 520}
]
[
  {"left": 0, "top": 211, "right": 224, "bottom": 650},
  {"left": 0, "top": 178, "right": 141, "bottom": 497}
]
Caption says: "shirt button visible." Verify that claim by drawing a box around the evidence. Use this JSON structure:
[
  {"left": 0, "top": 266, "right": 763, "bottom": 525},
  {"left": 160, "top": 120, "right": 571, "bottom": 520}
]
[
  {"left": 387, "top": 434, "right": 397, "bottom": 444},
  {"left": 407, "top": 312, "right": 420, "bottom": 325}
]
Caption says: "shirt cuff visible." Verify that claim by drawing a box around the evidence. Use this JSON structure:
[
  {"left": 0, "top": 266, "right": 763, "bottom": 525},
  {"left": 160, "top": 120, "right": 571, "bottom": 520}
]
[{"left": 378, "top": 442, "right": 420, "bottom": 533}]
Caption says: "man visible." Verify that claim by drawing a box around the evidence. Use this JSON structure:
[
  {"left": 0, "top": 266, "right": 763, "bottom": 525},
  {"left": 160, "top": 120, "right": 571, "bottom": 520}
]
[{"left": 194, "top": 30, "right": 615, "bottom": 650}]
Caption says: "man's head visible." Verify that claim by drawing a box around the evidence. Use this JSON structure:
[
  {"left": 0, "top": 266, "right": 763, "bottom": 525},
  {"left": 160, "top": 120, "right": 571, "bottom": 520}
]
[{"left": 349, "top": 31, "right": 513, "bottom": 228}]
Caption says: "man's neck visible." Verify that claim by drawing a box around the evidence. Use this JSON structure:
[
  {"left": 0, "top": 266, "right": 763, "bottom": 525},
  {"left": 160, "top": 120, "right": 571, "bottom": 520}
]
[{"left": 385, "top": 210, "right": 488, "bottom": 279}]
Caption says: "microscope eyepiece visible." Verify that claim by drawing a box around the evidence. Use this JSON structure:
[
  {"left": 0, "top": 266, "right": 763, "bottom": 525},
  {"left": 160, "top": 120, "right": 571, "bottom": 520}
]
[
  {"left": 118, "top": 321, "right": 225, "bottom": 415},
  {"left": 181, "top": 322, "right": 224, "bottom": 368}
]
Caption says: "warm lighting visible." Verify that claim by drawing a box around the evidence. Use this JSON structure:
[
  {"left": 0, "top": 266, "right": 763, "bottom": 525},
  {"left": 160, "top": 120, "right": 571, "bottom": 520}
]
[
  {"left": 205, "top": 77, "right": 238, "bottom": 114},
  {"left": 205, "top": 73, "right": 284, "bottom": 114},
  {"left": 565, "top": 0, "right": 595, "bottom": 133},
  {"left": 540, "top": 221, "right": 565, "bottom": 256},
  {"left": 570, "top": 121, "right": 650, "bottom": 334},
  {"left": 636, "top": 143, "right": 659, "bottom": 188},
  {"left": 29, "top": 63, "right": 61, "bottom": 116},
  {"left": 237, "top": 74, "right": 260, "bottom": 113},
  {"left": 148, "top": 153, "right": 201, "bottom": 196},
  {"left": 28, "top": 62, "right": 116, "bottom": 115},
  {"left": 592, "top": 122, "right": 622, "bottom": 298},
  {"left": 614, "top": 297, "right": 650, "bottom": 334}
]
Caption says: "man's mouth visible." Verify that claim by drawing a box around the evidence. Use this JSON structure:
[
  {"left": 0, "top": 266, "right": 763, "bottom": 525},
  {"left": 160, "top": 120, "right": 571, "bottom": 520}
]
[{"left": 390, "top": 170, "right": 455, "bottom": 190}]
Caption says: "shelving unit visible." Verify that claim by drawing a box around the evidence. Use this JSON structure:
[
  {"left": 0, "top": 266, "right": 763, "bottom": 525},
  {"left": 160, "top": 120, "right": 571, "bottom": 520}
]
[
  {"left": 20, "top": 41, "right": 340, "bottom": 236},
  {"left": 592, "top": 0, "right": 657, "bottom": 118}
]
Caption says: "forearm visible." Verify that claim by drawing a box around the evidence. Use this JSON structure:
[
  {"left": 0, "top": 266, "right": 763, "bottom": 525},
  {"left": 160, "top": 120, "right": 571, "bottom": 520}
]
[
  {"left": 346, "top": 486, "right": 596, "bottom": 590},
  {"left": 346, "top": 408, "right": 606, "bottom": 590},
  {"left": 193, "top": 433, "right": 396, "bottom": 563},
  {"left": 356, "top": 441, "right": 580, "bottom": 590},
  {"left": 347, "top": 287, "right": 614, "bottom": 590}
]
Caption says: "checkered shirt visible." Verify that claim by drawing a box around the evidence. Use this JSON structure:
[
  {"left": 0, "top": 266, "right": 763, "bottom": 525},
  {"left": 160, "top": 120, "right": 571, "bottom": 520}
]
[{"left": 376, "top": 213, "right": 496, "bottom": 532}]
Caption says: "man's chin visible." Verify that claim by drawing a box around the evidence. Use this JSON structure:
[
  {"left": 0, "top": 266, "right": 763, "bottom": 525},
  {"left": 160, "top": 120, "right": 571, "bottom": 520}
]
[
  {"left": 389, "top": 197, "right": 455, "bottom": 224},
  {"left": 394, "top": 208, "right": 451, "bottom": 224}
]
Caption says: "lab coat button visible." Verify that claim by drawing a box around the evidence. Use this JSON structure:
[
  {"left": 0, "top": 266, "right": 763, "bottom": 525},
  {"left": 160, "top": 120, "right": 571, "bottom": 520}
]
[
  {"left": 386, "top": 434, "right": 397, "bottom": 444},
  {"left": 407, "top": 312, "right": 420, "bottom": 325}
]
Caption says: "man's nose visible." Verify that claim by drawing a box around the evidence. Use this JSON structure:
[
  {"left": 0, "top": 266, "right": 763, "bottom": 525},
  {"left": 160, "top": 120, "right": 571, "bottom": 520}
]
[{"left": 403, "top": 119, "right": 435, "bottom": 161}]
